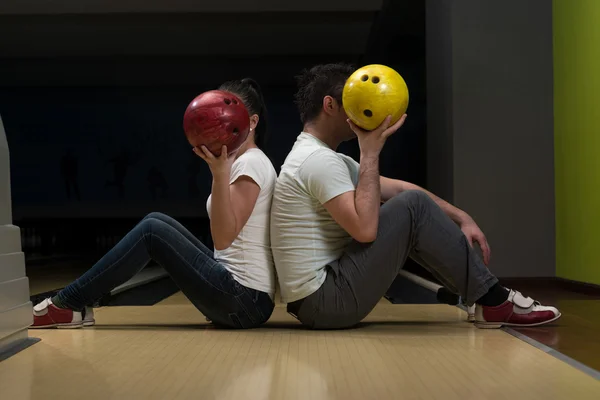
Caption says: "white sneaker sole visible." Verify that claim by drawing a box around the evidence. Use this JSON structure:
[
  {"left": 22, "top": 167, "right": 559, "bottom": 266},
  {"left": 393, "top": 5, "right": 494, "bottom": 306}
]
[
  {"left": 474, "top": 313, "right": 562, "bottom": 329},
  {"left": 466, "top": 305, "right": 476, "bottom": 323},
  {"left": 30, "top": 322, "right": 84, "bottom": 329},
  {"left": 83, "top": 320, "right": 95, "bottom": 327}
]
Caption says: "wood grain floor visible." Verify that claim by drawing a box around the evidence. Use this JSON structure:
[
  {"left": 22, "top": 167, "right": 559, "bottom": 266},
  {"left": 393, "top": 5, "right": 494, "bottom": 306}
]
[{"left": 1, "top": 296, "right": 599, "bottom": 400}]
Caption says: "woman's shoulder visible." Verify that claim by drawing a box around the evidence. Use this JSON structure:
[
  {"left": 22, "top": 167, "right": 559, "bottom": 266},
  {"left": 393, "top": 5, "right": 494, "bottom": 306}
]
[
  {"left": 233, "top": 148, "right": 277, "bottom": 185},
  {"left": 236, "top": 148, "right": 275, "bottom": 170}
]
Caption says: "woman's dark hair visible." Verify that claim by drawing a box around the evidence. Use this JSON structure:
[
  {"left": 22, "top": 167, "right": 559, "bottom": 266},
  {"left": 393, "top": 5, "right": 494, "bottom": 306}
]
[{"left": 219, "top": 78, "right": 268, "bottom": 151}]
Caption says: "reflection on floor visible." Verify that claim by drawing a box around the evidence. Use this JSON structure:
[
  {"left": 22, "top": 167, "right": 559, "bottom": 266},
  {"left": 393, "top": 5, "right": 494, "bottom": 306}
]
[
  {"left": 500, "top": 278, "right": 600, "bottom": 372},
  {"left": 2, "top": 295, "right": 600, "bottom": 399}
]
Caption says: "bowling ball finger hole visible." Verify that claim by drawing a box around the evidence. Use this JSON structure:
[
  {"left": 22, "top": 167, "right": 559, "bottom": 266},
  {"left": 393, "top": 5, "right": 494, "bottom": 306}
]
[
  {"left": 363, "top": 110, "right": 373, "bottom": 117},
  {"left": 371, "top": 76, "right": 380, "bottom": 84},
  {"left": 233, "top": 128, "right": 239, "bottom": 135},
  {"left": 361, "top": 74, "right": 369, "bottom": 82},
  {"left": 224, "top": 98, "right": 232, "bottom": 105},
  {"left": 232, "top": 99, "right": 239, "bottom": 104}
]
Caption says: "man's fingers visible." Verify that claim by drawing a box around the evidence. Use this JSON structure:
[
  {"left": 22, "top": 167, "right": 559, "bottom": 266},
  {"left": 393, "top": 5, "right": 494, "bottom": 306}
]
[
  {"left": 479, "top": 239, "right": 491, "bottom": 266},
  {"left": 377, "top": 115, "right": 392, "bottom": 134},
  {"left": 382, "top": 114, "right": 407, "bottom": 139},
  {"left": 347, "top": 119, "right": 368, "bottom": 136},
  {"left": 349, "top": 115, "right": 400, "bottom": 138},
  {"left": 466, "top": 235, "right": 474, "bottom": 248},
  {"left": 394, "top": 114, "right": 408, "bottom": 129}
]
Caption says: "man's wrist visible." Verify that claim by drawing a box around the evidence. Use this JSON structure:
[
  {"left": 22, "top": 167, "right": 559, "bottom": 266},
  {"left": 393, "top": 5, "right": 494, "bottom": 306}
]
[
  {"left": 454, "top": 210, "right": 471, "bottom": 225},
  {"left": 360, "top": 152, "right": 380, "bottom": 163}
]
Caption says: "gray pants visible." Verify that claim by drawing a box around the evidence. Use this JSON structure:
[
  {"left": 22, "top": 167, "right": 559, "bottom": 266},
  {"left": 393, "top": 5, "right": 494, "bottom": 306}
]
[{"left": 288, "top": 190, "right": 498, "bottom": 329}]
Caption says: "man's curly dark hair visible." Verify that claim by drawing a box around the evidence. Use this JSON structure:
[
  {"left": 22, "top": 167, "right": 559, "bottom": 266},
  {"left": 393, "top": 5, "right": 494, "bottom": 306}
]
[{"left": 294, "top": 63, "right": 355, "bottom": 124}]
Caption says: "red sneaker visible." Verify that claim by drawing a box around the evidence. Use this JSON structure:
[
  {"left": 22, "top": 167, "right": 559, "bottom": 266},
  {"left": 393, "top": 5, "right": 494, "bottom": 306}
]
[
  {"left": 474, "top": 290, "right": 561, "bottom": 329},
  {"left": 31, "top": 298, "right": 83, "bottom": 329}
]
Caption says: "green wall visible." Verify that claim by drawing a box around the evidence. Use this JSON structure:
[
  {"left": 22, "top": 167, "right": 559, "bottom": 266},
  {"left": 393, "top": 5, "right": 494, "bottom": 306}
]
[{"left": 554, "top": 0, "right": 600, "bottom": 285}]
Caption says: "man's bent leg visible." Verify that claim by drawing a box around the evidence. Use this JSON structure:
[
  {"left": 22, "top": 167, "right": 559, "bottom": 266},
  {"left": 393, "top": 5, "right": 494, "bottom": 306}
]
[
  {"left": 302, "top": 190, "right": 559, "bottom": 329},
  {"left": 340, "top": 190, "right": 497, "bottom": 322},
  {"left": 292, "top": 190, "right": 495, "bottom": 329}
]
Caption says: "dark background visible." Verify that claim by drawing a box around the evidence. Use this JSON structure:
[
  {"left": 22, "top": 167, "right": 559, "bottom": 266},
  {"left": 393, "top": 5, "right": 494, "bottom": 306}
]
[
  {"left": 0, "top": 1, "right": 426, "bottom": 256},
  {"left": 0, "top": 0, "right": 560, "bottom": 280}
]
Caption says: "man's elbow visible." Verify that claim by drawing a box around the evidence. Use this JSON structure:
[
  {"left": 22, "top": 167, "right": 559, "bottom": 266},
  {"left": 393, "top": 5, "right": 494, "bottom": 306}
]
[{"left": 352, "top": 226, "right": 378, "bottom": 243}]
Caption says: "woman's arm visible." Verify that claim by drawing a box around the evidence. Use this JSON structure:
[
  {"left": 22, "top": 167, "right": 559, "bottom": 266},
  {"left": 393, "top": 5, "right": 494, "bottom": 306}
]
[
  {"left": 209, "top": 174, "right": 260, "bottom": 250},
  {"left": 194, "top": 145, "right": 261, "bottom": 251}
]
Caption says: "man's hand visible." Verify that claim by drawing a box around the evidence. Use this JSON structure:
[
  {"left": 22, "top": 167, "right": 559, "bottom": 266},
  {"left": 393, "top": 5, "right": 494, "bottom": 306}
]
[
  {"left": 347, "top": 114, "right": 407, "bottom": 158},
  {"left": 459, "top": 216, "right": 491, "bottom": 266}
]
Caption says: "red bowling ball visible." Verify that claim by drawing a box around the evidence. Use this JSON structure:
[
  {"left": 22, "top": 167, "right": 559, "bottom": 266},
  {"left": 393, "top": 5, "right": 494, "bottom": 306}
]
[{"left": 183, "top": 90, "right": 250, "bottom": 156}]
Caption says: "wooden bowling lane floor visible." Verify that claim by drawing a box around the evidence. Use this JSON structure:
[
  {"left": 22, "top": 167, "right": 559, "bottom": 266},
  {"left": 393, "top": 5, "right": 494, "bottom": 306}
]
[{"left": 1, "top": 300, "right": 600, "bottom": 400}]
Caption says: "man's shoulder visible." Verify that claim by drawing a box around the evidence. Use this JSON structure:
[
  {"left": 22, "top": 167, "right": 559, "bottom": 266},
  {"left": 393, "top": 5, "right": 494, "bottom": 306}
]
[
  {"left": 281, "top": 140, "right": 332, "bottom": 171},
  {"left": 337, "top": 153, "right": 357, "bottom": 163},
  {"left": 337, "top": 153, "right": 360, "bottom": 172}
]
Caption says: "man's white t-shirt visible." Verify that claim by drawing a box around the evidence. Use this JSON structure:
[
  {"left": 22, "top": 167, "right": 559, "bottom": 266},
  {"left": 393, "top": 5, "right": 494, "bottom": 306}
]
[
  {"left": 206, "top": 148, "right": 277, "bottom": 297},
  {"left": 271, "top": 133, "right": 360, "bottom": 303}
]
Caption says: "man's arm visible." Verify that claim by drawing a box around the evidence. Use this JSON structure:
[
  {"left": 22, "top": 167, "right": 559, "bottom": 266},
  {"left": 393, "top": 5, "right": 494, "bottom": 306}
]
[
  {"left": 323, "top": 154, "right": 381, "bottom": 243},
  {"left": 319, "top": 116, "right": 409, "bottom": 243},
  {"left": 380, "top": 177, "right": 468, "bottom": 224}
]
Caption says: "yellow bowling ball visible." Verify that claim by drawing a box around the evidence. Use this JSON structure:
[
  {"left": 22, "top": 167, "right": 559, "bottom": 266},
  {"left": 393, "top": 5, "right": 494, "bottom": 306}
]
[{"left": 342, "top": 64, "right": 409, "bottom": 131}]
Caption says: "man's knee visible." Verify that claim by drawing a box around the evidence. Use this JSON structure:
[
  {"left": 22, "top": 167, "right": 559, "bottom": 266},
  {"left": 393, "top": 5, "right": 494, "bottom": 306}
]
[{"left": 390, "top": 190, "right": 431, "bottom": 208}]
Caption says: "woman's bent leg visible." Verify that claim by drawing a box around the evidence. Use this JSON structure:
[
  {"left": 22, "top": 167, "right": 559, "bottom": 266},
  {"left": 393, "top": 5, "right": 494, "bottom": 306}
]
[
  {"left": 54, "top": 217, "right": 272, "bottom": 328},
  {"left": 142, "top": 212, "right": 213, "bottom": 256}
]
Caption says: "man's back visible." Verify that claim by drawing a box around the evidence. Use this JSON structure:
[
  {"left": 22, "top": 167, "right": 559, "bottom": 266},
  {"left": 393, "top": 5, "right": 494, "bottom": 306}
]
[{"left": 271, "top": 132, "right": 359, "bottom": 303}]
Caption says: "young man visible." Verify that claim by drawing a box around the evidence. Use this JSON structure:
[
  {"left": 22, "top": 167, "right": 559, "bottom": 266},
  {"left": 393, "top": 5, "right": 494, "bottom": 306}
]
[{"left": 271, "top": 63, "right": 560, "bottom": 329}]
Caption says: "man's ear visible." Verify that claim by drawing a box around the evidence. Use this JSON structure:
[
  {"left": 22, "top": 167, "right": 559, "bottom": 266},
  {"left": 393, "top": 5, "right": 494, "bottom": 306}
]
[{"left": 323, "top": 95, "right": 337, "bottom": 116}]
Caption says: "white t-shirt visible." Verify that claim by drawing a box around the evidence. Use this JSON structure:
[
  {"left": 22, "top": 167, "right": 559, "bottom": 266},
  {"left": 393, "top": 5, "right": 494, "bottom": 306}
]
[
  {"left": 271, "top": 133, "right": 360, "bottom": 303},
  {"left": 206, "top": 148, "right": 277, "bottom": 297}
]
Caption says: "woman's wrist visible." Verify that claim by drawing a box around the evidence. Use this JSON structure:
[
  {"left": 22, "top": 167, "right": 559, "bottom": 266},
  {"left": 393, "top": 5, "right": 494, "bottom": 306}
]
[{"left": 211, "top": 168, "right": 230, "bottom": 182}]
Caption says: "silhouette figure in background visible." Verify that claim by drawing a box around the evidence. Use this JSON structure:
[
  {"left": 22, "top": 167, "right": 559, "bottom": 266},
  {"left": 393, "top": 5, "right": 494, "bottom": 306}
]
[
  {"left": 105, "top": 148, "right": 138, "bottom": 198},
  {"left": 185, "top": 153, "right": 202, "bottom": 198},
  {"left": 148, "top": 166, "right": 168, "bottom": 200},
  {"left": 60, "top": 148, "right": 81, "bottom": 201}
]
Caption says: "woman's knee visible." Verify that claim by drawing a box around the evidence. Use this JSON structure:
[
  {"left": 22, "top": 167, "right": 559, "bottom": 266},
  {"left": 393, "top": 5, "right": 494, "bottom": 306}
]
[
  {"left": 139, "top": 216, "right": 164, "bottom": 235},
  {"left": 143, "top": 212, "right": 166, "bottom": 221}
]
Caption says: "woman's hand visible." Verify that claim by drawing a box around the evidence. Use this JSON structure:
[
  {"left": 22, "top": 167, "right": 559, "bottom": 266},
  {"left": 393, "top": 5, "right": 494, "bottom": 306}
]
[{"left": 193, "top": 145, "right": 237, "bottom": 178}]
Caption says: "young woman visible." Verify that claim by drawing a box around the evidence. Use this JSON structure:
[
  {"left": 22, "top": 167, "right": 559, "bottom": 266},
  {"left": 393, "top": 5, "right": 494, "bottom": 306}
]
[{"left": 31, "top": 78, "right": 277, "bottom": 329}]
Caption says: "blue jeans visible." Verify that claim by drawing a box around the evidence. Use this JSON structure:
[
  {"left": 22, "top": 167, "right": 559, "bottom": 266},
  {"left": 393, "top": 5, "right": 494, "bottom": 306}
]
[{"left": 56, "top": 212, "right": 274, "bottom": 329}]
